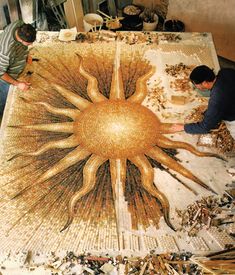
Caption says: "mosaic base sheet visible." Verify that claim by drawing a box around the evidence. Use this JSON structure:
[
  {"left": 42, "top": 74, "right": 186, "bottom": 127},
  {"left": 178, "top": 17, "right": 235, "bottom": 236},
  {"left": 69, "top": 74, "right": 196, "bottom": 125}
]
[{"left": 0, "top": 31, "right": 233, "bottom": 255}]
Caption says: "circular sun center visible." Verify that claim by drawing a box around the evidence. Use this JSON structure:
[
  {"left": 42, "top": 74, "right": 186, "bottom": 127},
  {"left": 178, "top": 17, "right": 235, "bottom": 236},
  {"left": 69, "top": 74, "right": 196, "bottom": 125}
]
[{"left": 74, "top": 100, "right": 161, "bottom": 158}]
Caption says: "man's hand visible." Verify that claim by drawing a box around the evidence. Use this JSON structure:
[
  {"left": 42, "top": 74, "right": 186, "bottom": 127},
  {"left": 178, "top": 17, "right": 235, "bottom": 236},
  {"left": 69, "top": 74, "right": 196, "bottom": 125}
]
[
  {"left": 169, "top": 123, "right": 185, "bottom": 132},
  {"left": 27, "top": 55, "right": 33, "bottom": 65},
  {"left": 16, "top": 81, "right": 31, "bottom": 91}
]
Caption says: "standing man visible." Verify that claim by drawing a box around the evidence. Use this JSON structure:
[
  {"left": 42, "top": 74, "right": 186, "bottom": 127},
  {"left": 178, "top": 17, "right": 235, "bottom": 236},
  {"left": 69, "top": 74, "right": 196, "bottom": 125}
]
[
  {"left": 0, "top": 20, "right": 36, "bottom": 116},
  {"left": 170, "top": 65, "right": 235, "bottom": 139}
]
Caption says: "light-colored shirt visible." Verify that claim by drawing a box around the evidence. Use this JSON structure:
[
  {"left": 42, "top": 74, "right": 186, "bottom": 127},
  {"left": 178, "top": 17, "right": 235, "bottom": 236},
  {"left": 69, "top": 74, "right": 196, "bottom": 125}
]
[{"left": 0, "top": 20, "right": 28, "bottom": 79}]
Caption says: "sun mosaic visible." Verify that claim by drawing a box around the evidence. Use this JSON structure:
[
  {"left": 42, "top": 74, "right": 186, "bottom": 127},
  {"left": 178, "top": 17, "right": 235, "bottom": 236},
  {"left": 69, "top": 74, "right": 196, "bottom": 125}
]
[{"left": 0, "top": 39, "right": 224, "bottom": 252}]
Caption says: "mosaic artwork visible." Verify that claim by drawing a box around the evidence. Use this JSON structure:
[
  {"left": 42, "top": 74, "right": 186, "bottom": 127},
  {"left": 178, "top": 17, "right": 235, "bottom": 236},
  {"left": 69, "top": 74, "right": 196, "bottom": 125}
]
[{"left": 0, "top": 32, "right": 232, "bottom": 254}]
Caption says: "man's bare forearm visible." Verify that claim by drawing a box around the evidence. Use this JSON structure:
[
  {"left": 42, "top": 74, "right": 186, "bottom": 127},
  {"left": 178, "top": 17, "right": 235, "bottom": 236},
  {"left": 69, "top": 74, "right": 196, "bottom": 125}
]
[
  {"left": 1, "top": 73, "right": 19, "bottom": 86},
  {"left": 158, "top": 123, "right": 184, "bottom": 133},
  {"left": 1, "top": 73, "right": 31, "bottom": 91}
]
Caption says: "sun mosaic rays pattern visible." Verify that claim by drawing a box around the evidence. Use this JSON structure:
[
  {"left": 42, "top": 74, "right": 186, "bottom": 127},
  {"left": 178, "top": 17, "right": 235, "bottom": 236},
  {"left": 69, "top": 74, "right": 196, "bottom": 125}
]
[{"left": 0, "top": 41, "right": 223, "bottom": 252}]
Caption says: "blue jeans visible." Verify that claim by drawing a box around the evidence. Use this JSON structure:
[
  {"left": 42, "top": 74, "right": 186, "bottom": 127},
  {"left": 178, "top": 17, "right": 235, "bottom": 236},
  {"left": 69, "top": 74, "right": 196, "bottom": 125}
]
[{"left": 0, "top": 79, "right": 10, "bottom": 116}]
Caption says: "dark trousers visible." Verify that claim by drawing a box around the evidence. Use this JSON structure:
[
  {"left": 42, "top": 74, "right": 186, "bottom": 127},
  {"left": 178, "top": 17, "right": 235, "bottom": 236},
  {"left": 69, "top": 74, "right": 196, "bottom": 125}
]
[{"left": 0, "top": 79, "right": 10, "bottom": 116}]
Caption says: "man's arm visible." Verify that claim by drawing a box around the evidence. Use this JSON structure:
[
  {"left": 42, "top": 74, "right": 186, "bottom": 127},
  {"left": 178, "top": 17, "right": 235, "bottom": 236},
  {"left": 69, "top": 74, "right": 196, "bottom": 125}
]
[
  {"left": 27, "top": 54, "right": 33, "bottom": 64},
  {"left": 169, "top": 123, "right": 184, "bottom": 132},
  {"left": 158, "top": 122, "right": 184, "bottom": 133},
  {"left": 0, "top": 23, "right": 31, "bottom": 91},
  {"left": 1, "top": 73, "right": 31, "bottom": 91},
  {"left": 169, "top": 114, "right": 220, "bottom": 135},
  {"left": 170, "top": 88, "right": 224, "bottom": 135},
  {"left": 184, "top": 99, "right": 223, "bottom": 134}
]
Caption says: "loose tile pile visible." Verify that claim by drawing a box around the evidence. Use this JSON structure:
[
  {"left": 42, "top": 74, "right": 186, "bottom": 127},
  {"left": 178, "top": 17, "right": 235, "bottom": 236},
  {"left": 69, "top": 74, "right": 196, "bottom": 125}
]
[
  {"left": 186, "top": 106, "right": 235, "bottom": 153},
  {"left": 166, "top": 63, "right": 194, "bottom": 95},
  {"left": 159, "top": 33, "right": 182, "bottom": 43},
  {"left": 0, "top": 251, "right": 202, "bottom": 274},
  {"left": 176, "top": 192, "right": 234, "bottom": 238},
  {"left": 165, "top": 63, "right": 193, "bottom": 78},
  {"left": 1, "top": 249, "right": 235, "bottom": 274},
  {"left": 145, "top": 80, "right": 167, "bottom": 111},
  {"left": 185, "top": 106, "right": 207, "bottom": 122}
]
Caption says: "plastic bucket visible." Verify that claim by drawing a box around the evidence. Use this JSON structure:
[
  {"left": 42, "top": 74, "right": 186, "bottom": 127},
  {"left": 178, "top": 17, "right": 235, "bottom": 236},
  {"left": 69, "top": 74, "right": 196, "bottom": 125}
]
[
  {"left": 164, "top": 20, "right": 185, "bottom": 32},
  {"left": 142, "top": 14, "right": 159, "bottom": 31}
]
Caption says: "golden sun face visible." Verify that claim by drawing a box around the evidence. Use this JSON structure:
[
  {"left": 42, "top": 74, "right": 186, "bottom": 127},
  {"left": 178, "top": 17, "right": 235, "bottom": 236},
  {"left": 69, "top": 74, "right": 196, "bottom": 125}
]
[
  {"left": 11, "top": 52, "right": 222, "bottom": 232},
  {"left": 75, "top": 100, "right": 161, "bottom": 158}
]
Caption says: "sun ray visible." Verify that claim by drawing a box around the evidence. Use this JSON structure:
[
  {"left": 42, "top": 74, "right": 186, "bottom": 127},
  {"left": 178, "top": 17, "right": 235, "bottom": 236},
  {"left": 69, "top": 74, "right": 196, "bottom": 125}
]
[
  {"left": 61, "top": 154, "right": 107, "bottom": 231},
  {"left": 7, "top": 178, "right": 66, "bottom": 234},
  {"left": 33, "top": 101, "right": 80, "bottom": 120},
  {"left": 146, "top": 146, "right": 217, "bottom": 194},
  {"left": 155, "top": 134, "right": 225, "bottom": 160},
  {"left": 4, "top": 45, "right": 225, "bottom": 237},
  {"left": 8, "top": 135, "right": 79, "bottom": 161},
  {"left": 110, "top": 159, "right": 126, "bottom": 201},
  {"left": 109, "top": 44, "right": 125, "bottom": 100},
  {"left": 127, "top": 66, "right": 155, "bottom": 103},
  {"left": 110, "top": 159, "right": 118, "bottom": 201},
  {"left": 52, "top": 84, "right": 91, "bottom": 110},
  {"left": 110, "top": 68, "right": 125, "bottom": 100},
  {"left": 164, "top": 167, "right": 198, "bottom": 195},
  {"left": 158, "top": 122, "right": 176, "bottom": 134},
  {"left": 38, "top": 146, "right": 91, "bottom": 183},
  {"left": 120, "top": 158, "right": 127, "bottom": 186},
  {"left": 129, "top": 154, "right": 175, "bottom": 231},
  {"left": 76, "top": 54, "right": 107, "bottom": 102},
  {"left": 10, "top": 122, "right": 74, "bottom": 133}
]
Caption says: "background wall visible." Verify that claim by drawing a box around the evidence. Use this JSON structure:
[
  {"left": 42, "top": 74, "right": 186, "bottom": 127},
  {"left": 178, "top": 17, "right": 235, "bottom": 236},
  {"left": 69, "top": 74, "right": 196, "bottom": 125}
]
[
  {"left": 167, "top": 0, "right": 235, "bottom": 61},
  {"left": 133, "top": 0, "right": 168, "bottom": 18},
  {"left": 0, "top": 0, "right": 8, "bottom": 28},
  {"left": 134, "top": 0, "right": 235, "bottom": 61},
  {"left": 1, "top": 0, "right": 235, "bottom": 61}
]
